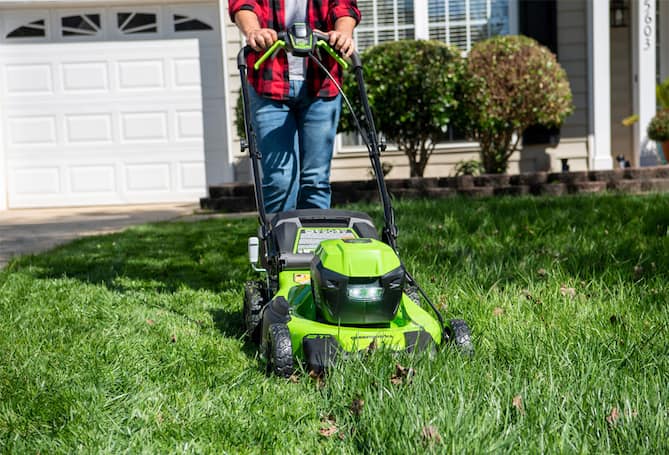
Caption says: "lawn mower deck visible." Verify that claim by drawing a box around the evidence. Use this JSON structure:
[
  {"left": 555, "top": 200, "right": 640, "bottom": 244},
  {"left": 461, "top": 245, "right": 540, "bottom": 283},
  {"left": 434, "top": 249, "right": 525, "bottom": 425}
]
[{"left": 246, "top": 209, "right": 443, "bottom": 374}]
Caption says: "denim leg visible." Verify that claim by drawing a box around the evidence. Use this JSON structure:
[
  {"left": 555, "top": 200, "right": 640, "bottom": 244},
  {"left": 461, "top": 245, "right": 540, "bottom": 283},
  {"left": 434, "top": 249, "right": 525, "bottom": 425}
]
[
  {"left": 248, "top": 86, "right": 299, "bottom": 213},
  {"left": 295, "top": 89, "right": 342, "bottom": 209}
]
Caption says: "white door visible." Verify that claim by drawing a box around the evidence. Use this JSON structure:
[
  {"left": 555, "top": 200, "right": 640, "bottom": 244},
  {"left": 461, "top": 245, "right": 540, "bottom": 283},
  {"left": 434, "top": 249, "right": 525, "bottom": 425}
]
[{"left": 0, "top": 4, "right": 227, "bottom": 209}]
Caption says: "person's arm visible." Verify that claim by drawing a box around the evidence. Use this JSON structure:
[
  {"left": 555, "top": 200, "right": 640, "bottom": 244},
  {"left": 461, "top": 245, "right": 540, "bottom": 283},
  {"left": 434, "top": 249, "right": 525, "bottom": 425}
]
[
  {"left": 327, "top": 16, "right": 356, "bottom": 57},
  {"left": 234, "top": 10, "right": 277, "bottom": 52}
]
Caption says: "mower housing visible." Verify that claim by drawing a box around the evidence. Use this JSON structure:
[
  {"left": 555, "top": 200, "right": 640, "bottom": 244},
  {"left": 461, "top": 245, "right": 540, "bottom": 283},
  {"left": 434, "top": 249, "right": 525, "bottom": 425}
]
[{"left": 311, "top": 238, "right": 405, "bottom": 325}]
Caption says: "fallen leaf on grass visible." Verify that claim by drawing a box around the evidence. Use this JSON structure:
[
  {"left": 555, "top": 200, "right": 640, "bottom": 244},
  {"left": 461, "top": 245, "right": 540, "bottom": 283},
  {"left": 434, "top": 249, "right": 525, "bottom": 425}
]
[
  {"left": 493, "top": 307, "right": 504, "bottom": 317},
  {"left": 350, "top": 398, "right": 365, "bottom": 417},
  {"left": 421, "top": 425, "right": 442, "bottom": 444},
  {"left": 309, "top": 370, "right": 325, "bottom": 388},
  {"left": 606, "top": 407, "right": 620, "bottom": 425},
  {"left": 391, "top": 363, "right": 415, "bottom": 385},
  {"left": 512, "top": 395, "right": 525, "bottom": 415},
  {"left": 288, "top": 374, "right": 299, "bottom": 384},
  {"left": 146, "top": 319, "right": 155, "bottom": 326},
  {"left": 319, "top": 415, "right": 338, "bottom": 438},
  {"left": 537, "top": 268, "right": 548, "bottom": 277},
  {"left": 560, "top": 285, "right": 576, "bottom": 298}
]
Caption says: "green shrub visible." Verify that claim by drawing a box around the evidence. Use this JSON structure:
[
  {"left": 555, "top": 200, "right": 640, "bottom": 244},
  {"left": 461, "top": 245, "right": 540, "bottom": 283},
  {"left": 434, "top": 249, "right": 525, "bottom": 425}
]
[
  {"left": 647, "top": 109, "right": 669, "bottom": 142},
  {"left": 340, "top": 40, "right": 464, "bottom": 177},
  {"left": 459, "top": 35, "right": 573, "bottom": 174}
]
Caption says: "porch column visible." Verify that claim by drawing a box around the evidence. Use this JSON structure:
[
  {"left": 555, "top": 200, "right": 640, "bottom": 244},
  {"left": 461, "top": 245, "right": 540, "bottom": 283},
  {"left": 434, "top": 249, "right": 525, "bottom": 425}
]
[
  {"left": 631, "top": 0, "right": 657, "bottom": 166},
  {"left": 587, "top": 0, "right": 613, "bottom": 170}
]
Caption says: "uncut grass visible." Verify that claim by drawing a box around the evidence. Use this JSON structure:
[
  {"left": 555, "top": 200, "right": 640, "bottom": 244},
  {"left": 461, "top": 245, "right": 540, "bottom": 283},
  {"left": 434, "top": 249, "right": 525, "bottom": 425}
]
[{"left": 1, "top": 194, "right": 668, "bottom": 453}]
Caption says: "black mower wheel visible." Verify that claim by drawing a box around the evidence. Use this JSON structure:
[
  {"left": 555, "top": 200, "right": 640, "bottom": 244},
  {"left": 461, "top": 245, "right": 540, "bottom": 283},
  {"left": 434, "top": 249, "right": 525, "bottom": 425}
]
[
  {"left": 448, "top": 319, "right": 474, "bottom": 356},
  {"left": 265, "top": 323, "right": 294, "bottom": 378},
  {"left": 244, "top": 280, "right": 267, "bottom": 343}
]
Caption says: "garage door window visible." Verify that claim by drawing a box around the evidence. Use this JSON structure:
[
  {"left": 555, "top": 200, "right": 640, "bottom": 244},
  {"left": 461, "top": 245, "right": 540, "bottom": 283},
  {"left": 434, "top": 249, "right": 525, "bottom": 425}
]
[
  {"left": 61, "top": 14, "right": 101, "bottom": 37},
  {"left": 6, "top": 19, "right": 47, "bottom": 38},
  {"left": 174, "top": 15, "right": 213, "bottom": 32},
  {"left": 117, "top": 12, "right": 158, "bottom": 34}
]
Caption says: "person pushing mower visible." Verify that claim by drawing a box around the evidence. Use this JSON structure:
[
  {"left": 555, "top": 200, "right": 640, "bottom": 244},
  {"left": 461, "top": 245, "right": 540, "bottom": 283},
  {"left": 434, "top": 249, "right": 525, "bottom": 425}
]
[{"left": 229, "top": 0, "right": 361, "bottom": 213}]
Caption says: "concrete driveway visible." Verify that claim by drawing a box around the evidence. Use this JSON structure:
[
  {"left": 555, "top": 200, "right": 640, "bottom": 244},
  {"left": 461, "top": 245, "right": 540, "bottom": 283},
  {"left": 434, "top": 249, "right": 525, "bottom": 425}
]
[{"left": 0, "top": 203, "right": 202, "bottom": 269}]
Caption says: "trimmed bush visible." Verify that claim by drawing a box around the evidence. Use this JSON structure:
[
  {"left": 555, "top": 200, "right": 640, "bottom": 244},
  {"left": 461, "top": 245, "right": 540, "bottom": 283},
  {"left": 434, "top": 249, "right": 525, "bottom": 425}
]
[
  {"left": 459, "top": 35, "right": 573, "bottom": 174},
  {"left": 340, "top": 40, "right": 464, "bottom": 177}
]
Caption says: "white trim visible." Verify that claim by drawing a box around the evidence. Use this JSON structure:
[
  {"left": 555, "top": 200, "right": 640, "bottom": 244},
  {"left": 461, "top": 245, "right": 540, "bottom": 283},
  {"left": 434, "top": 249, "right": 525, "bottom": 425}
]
[
  {"left": 0, "top": 100, "right": 6, "bottom": 210},
  {"left": 414, "top": 0, "right": 428, "bottom": 40},
  {"left": 587, "top": 0, "right": 613, "bottom": 170},
  {"left": 632, "top": 0, "right": 658, "bottom": 166},
  {"left": 218, "top": 0, "right": 234, "bottom": 184}
]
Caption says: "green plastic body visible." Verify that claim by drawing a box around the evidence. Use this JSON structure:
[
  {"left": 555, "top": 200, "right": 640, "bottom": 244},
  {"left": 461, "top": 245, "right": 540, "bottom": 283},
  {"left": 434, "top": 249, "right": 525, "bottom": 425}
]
[{"left": 275, "top": 268, "right": 442, "bottom": 356}]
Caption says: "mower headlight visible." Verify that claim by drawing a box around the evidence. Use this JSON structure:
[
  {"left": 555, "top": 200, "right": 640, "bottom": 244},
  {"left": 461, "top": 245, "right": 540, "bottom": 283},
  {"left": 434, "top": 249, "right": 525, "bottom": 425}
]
[{"left": 347, "top": 285, "right": 384, "bottom": 302}]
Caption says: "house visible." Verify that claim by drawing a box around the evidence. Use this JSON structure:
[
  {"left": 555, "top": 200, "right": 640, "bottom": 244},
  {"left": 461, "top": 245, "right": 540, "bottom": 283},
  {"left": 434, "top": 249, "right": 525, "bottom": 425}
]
[{"left": 0, "top": 0, "right": 666, "bottom": 211}]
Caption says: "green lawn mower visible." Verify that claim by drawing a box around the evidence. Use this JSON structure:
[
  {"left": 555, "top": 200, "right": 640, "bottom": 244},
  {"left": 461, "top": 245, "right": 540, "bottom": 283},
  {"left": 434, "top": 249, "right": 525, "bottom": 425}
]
[{"left": 237, "top": 25, "right": 472, "bottom": 377}]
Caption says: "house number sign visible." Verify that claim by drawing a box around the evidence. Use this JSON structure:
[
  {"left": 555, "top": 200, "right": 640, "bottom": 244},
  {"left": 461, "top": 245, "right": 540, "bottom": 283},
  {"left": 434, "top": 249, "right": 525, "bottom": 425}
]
[{"left": 642, "top": 0, "right": 654, "bottom": 51}]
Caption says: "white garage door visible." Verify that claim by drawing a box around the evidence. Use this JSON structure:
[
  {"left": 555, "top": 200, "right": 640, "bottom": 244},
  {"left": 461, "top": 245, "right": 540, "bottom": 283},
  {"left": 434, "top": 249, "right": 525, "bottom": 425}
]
[{"left": 0, "top": 4, "right": 226, "bottom": 209}]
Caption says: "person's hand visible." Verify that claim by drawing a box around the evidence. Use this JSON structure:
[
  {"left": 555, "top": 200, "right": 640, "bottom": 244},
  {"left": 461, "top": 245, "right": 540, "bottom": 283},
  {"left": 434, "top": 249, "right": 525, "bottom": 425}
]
[
  {"left": 246, "top": 28, "right": 278, "bottom": 52},
  {"left": 326, "top": 30, "right": 355, "bottom": 57}
]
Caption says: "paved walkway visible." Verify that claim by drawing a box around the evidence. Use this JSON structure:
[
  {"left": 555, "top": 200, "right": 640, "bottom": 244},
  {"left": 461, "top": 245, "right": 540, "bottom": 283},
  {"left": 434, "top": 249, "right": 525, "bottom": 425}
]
[{"left": 0, "top": 203, "right": 212, "bottom": 269}]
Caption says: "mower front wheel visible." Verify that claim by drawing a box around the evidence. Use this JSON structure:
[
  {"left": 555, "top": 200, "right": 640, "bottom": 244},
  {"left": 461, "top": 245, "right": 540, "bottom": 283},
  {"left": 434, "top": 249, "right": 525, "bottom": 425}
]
[
  {"left": 448, "top": 319, "right": 474, "bottom": 357},
  {"left": 244, "top": 280, "right": 267, "bottom": 343},
  {"left": 265, "top": 323, "right": 294, "bottom": 378}
]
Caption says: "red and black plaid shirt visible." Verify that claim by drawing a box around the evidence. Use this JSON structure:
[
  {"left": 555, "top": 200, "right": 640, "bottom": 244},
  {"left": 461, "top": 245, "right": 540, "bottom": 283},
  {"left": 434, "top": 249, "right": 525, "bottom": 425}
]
[{"left": 229, "top": 0, "right": 361, "bottom": 100}]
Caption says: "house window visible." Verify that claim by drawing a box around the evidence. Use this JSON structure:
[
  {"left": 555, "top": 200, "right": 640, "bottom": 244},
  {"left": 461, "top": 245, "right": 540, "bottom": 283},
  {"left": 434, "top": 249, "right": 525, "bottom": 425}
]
[
  {"left": 174, "top": 15, "right": 213, "bottom": 32},
  {"left": 6, "top": 19, "right": 47, "bottom": 38},
  {"left": 428, "top": 0, "right": 510, "bottom": 52},
  {"left": 61, "top": 14, "right": 101, "bottom": 37},
  {"left": 354, "top": 0, "right": 415, "bottom": 51},
  {"left": 117, "top": 12, "right": 158, "bottom": 34}
]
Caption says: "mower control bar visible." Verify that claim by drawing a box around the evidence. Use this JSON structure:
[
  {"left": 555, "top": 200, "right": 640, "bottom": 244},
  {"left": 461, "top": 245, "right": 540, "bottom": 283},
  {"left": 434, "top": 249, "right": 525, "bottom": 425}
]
[{"left": 253, "top": 28, "right": 349, "bottom": 71}]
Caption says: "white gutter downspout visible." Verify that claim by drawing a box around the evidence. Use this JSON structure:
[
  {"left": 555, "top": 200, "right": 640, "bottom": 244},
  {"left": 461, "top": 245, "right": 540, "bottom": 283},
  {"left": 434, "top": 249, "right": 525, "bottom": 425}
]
[{"left": 587, "top": 0, "right": 613, "bottom": 170}]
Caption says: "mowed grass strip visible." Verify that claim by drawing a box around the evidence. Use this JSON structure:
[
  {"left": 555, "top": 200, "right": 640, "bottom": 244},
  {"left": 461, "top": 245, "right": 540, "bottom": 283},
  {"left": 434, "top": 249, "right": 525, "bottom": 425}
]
[{"left": 1, "top": 194, "right": 668, "bottom": 453}]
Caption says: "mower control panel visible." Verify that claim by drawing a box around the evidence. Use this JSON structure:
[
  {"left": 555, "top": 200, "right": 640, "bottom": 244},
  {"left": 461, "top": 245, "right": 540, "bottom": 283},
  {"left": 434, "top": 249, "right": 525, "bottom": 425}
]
[{"left": 294, "top": 227, "right": 357, "bottom": 254}]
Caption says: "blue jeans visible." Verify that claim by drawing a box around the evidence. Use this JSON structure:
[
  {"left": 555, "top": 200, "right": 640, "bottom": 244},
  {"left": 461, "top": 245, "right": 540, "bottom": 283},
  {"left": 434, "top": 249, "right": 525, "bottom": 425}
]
[{"left": 249, "top": 81, "right": 341, "bottom": 213}]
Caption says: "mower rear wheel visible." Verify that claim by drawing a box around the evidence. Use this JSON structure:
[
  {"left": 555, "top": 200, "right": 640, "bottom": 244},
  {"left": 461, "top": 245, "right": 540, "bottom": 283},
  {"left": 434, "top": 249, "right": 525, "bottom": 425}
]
[
  {"left": 448, "top": 319, "right": 474, "bottom": 356},
  {"left": 244, "top": 280, "right": 267, "bottom": 343},
  {"left": 265, "top": 323, "right": 294, "bottom": 378}
]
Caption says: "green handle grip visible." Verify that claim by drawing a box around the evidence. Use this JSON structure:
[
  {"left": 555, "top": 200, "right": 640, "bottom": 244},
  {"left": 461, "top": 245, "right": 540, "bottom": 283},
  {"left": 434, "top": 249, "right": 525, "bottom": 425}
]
[
  {"left": 317, "top": 40, "right": 349, "bottom": 70},
  {"left": 253, "top": 39, "right": 286, "bottom": 71}
]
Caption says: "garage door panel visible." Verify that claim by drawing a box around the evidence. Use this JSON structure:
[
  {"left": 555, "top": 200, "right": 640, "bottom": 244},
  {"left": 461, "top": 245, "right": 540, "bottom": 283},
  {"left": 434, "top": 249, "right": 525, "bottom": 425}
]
[
  {"left": 120, "top": 111, "right": 169, "bottom": 142},
  {"left": 180, "top": 161, "right": 206, "bottom": 189},
  {"left": 62, "top": 62, "right": 109, "bottom": 92},
  {"left": 118, "top": 59, "right": 165, "bottom": 90},
  {"left": 8, "top": 116, "right": 58, "bottom": 145},
  {"left": 125, "top": 163, "right": 171, "bottom": 192},
  {"left": 5, "top": 63, "right": 53, "bottom": 94},
  {"left": 12, "top": 167, "right": 61, "bottom": 195},
  {"left": 65, "top": 114, "right": 113, "bottom": 143},
  {"left": 70, "top": 165, "right": 116, "bottom": 193}
]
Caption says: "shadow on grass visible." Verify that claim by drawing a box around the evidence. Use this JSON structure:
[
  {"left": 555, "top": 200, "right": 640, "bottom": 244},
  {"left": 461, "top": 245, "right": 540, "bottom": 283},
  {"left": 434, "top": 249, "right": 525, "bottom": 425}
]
[{"left": 11, "top": 217, "right": 257, "bottom": 293}]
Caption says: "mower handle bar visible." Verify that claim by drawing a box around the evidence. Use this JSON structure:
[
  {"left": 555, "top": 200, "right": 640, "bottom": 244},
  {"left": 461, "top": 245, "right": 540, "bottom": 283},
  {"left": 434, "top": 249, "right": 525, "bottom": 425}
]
[{"left": 235, "top": 32, "right": 362, "bottom": 71}]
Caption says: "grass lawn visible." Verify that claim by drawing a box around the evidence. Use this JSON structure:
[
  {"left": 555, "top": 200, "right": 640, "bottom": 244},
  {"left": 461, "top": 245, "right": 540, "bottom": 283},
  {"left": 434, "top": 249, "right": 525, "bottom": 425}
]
[{"left": 1, "top": 193, "right": 668, "bottom": 453}]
